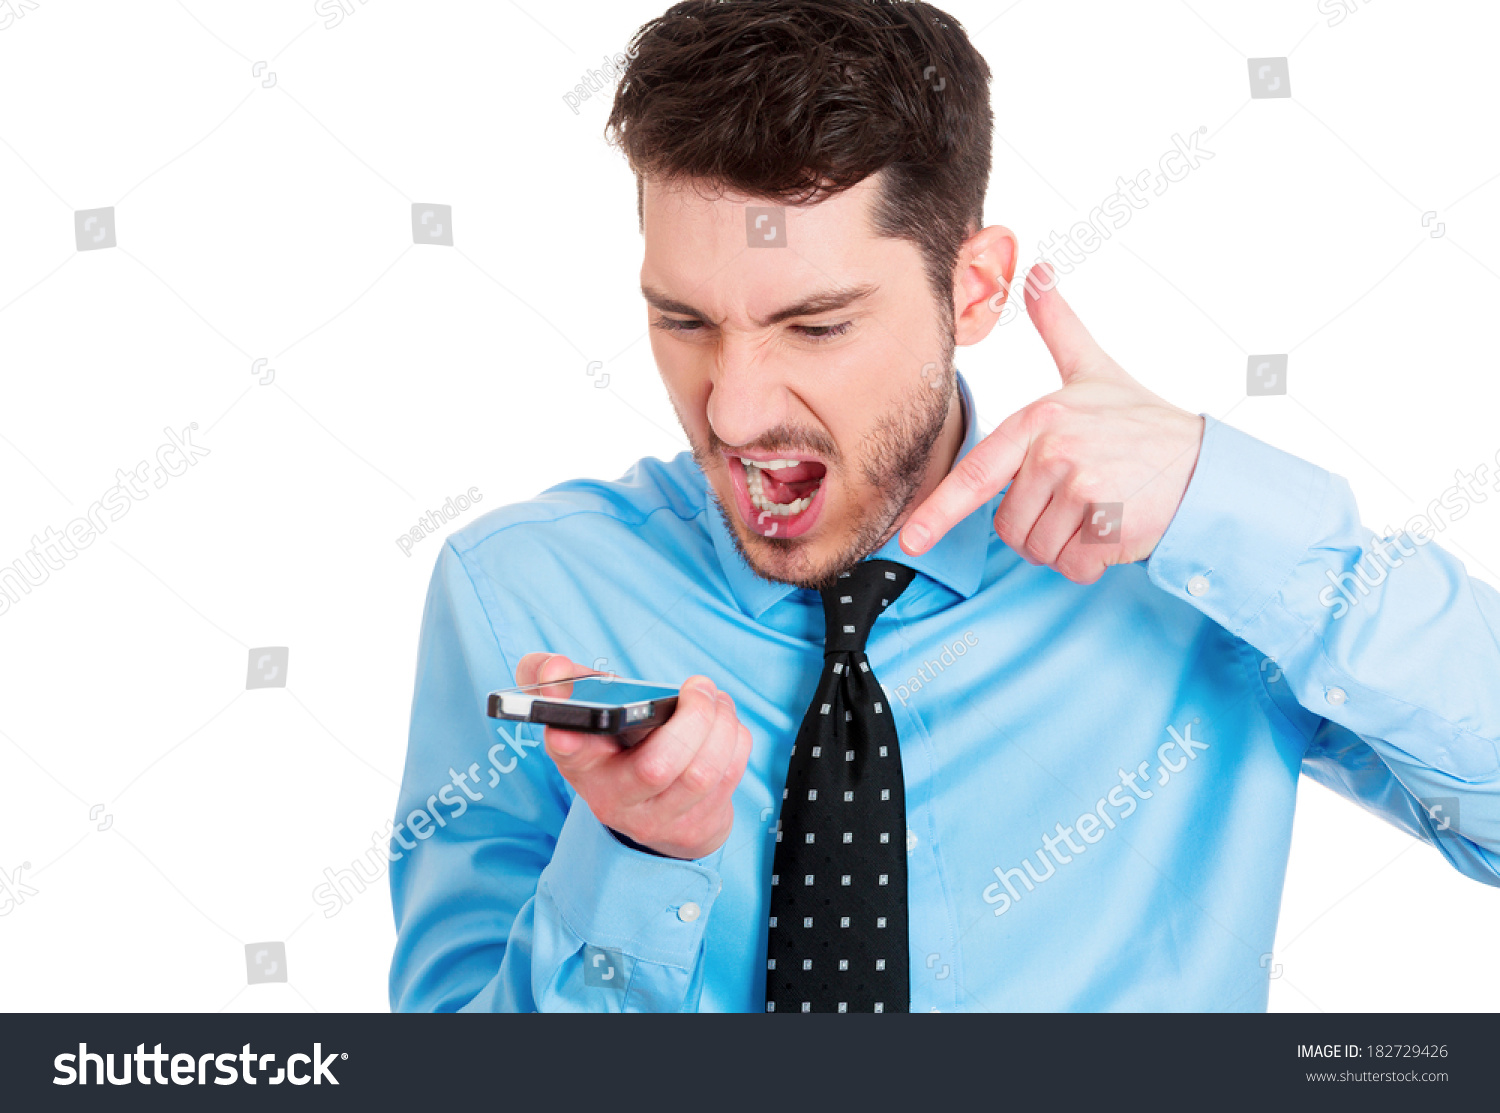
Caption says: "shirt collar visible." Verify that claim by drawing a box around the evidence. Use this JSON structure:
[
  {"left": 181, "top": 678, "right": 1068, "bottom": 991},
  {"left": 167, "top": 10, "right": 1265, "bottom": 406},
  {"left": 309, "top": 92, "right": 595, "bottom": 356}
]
[{"left": 704, "top": 368, "right": 992, "bottom": 619}]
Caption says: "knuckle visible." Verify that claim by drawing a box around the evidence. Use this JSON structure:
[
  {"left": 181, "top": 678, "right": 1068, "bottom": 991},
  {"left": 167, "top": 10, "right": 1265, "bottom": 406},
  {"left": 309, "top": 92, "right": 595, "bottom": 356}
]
[
  {"left": 635, "top": 755, "right": 676, "bottom": 790},
  {"left": 1030, "top": 398, "right": 1067, "bottom": 427},
  {"left": 953, "top": 451, "right": 992, "bottom": 495},
  {"left": 1032, "top": 434, "right": 1072, "bottom": 472},
  {"left": 1078, "top": 560, "right": 1107, "bottom": 585},
  {"left": 680, "top": 759, "right": 717, "bottom": 795},
  {"left": 993, "top": 516, "right": 1019, "bottom": 549},
  {"left": 1054, "top": 548, "right": 1097, "bottom": 583},
  {"left": 1069, "top": 472, "right": 1103, "bottom": 502}
]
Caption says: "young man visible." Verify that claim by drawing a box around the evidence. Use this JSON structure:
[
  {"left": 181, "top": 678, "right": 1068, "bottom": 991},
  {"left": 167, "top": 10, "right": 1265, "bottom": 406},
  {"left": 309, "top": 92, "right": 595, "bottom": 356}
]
[{"left": 389, "top": 0, "right": 1500, "bottom": 1012}]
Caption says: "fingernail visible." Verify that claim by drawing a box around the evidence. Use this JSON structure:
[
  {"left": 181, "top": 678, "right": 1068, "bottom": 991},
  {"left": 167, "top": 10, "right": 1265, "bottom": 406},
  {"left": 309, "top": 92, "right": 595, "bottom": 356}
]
[{"left": 903, "top": 523, "right": 930, "bottom": 552}]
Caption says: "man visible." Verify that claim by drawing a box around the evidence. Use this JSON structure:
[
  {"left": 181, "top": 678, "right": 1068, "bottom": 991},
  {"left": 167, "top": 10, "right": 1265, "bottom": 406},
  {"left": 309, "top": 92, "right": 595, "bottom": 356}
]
[{"left": 388, "top": 0, "right": 1500, "bottom": 1012}]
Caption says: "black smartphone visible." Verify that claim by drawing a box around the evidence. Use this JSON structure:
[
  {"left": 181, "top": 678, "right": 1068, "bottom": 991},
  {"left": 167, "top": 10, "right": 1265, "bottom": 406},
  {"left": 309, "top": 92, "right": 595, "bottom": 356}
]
[{"left": 487, "top": 674, "right": 681, "bottom": 740}]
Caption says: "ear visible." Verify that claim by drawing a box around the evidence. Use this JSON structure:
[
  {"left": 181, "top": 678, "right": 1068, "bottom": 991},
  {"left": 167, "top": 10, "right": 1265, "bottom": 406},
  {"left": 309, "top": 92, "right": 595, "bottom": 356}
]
[{"left": 952, "top": 225, "right": 1019, "bottom": 348}]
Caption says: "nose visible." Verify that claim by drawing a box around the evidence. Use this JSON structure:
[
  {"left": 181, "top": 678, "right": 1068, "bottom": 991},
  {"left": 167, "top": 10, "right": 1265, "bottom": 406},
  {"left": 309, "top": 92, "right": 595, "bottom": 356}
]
[{"left": 706, "top": 334, "right": 787, "bottom": 449}]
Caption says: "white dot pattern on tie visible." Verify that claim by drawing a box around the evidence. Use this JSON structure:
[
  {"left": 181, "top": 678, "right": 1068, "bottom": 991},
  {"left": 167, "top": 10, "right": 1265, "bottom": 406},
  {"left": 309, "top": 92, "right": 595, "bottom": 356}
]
[{"left": 764, "top": 558, "right": 919, "bottom": 1014}]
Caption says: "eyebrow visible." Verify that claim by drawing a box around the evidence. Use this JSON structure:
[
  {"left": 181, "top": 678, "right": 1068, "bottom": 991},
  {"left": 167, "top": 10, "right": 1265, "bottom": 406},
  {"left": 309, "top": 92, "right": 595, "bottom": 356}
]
[{"left": 640, "top": 282, "right": 879, "bottom": 329}]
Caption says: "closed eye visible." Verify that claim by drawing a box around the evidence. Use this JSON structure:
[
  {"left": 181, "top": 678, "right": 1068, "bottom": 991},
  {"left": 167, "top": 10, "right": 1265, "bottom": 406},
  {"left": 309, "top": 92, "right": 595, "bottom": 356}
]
[
  {"left": 651, "top": 316, "right": 854, "bottom": 343},
  {"left": 650, "top": 316, "right": 706, "bottom": 335},
  {"left": 793, "top": 321, "right": 853, "bottom": 341}
]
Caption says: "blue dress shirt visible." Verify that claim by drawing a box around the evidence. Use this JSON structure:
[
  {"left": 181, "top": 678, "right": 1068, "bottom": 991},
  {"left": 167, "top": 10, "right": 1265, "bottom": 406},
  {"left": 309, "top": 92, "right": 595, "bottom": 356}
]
[{"left": 388, "top": 369, "right": 1500, "bottom": 1012}]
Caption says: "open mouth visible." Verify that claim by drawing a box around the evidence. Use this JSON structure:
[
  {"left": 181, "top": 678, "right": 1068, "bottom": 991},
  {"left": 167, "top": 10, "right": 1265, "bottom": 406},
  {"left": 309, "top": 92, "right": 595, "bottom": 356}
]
[{"left": 725, "top": 454, "right": 829, "bottom": 540}]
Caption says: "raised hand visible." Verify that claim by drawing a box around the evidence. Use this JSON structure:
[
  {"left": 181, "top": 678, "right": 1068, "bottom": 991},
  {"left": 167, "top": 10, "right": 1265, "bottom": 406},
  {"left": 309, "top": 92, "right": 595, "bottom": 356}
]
[{"left": 899, "top": 263, "right": 1204, "bottom": 584}]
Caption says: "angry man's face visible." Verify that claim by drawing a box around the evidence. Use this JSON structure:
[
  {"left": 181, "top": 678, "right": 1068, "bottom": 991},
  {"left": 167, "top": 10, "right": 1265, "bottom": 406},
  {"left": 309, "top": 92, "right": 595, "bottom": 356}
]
[{"left": 641, "top": 172, "right": 1013, "bottom": 591}]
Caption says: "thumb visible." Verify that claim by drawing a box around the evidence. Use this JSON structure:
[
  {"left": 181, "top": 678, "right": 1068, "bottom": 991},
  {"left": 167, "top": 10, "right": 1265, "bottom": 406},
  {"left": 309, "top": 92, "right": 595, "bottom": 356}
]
[{"left": 1024, "top": 262, "right": 1108, "bottom": 383}]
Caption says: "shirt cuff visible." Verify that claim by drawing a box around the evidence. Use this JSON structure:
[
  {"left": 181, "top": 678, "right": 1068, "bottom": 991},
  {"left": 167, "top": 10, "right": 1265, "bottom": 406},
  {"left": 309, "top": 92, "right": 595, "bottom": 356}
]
[
  {"left": 1145, "top": 413, "right": 1333, "bottom": 636},
  {"left": 539, "top": 797, "right": 723, "bottom": 969},
  {"left": 607, "top": 826, "right": 673, "bottom": 858}
]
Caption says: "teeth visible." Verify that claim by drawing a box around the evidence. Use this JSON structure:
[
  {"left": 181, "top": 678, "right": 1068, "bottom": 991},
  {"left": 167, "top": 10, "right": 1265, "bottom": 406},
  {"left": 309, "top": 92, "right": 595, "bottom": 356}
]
[
  {"left": 746, "top": 461, "right": 815, "bottom": 516},
  {"left": 741, "top": 457, "right": 801, "bottom": 470}
]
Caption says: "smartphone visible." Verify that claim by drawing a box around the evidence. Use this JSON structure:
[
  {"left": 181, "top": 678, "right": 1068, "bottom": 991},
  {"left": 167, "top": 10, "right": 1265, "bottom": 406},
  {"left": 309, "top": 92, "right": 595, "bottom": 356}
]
[{"left": 487, "top": 674, "right": 681, "bottom": 739}]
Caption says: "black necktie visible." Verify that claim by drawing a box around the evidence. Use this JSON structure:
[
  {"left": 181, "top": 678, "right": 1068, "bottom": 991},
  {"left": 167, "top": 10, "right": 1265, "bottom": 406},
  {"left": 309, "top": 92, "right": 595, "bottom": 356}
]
[{"left": 765, "top": 558, "right": 918, "bottom": 1014}]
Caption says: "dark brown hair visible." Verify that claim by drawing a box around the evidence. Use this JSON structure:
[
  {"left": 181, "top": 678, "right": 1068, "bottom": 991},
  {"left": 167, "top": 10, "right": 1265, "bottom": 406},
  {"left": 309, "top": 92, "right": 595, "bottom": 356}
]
[{"left": 605, "top": 0, "right": 994, "bottom": 316}]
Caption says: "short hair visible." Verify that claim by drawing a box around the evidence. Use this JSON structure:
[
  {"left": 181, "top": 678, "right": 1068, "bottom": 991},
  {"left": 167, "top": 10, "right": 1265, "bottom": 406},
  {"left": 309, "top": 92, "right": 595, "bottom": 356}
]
[{"left": 605, "top": 0, "right": 994, "bottom": 315}]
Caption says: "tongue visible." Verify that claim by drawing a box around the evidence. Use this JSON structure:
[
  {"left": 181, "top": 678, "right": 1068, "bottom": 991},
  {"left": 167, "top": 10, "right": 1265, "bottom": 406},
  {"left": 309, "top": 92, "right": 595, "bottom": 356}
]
[
  {"left": 769, "top": 461, "right": 826, "bottom": 484},
  {"left": 759, "top": 461, "right": 825, "bottom": 503}
]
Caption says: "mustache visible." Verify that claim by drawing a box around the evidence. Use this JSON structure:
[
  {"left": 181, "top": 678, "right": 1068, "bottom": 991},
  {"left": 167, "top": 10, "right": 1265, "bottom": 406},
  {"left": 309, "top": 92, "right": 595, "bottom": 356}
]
[{"left": 706, "top": 435, "right": 839, "bottom": 462}]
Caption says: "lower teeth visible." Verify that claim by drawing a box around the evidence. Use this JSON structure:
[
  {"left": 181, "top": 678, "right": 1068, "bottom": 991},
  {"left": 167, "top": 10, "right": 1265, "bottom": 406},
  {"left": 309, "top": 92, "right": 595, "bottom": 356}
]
[{"left": 747, "top": 466, "right": 814, "bottom": 517}]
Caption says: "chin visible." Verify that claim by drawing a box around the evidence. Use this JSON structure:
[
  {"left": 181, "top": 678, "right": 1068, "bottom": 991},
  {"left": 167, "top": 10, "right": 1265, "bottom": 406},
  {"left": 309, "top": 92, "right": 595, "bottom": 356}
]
[
  {"left": 711, "top": 470, "right": 901, "bottom": 593},
  {"left": 740, "top": 514, "right": 880, "bottom": 594},
  {"left": 725, "top": 513, "right": 826, "bottom": 587}
]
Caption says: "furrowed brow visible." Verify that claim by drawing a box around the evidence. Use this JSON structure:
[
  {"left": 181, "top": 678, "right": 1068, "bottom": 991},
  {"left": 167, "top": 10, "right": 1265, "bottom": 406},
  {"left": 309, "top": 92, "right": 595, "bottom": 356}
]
[
  {"left": 755, "top": 284, "right": 878, "bottom": 328},
  {"left": 640, "top": 283, "right": 878, "bottom": 329},
  {"left": 640, "top": 286, "right": 704, "bottom": 320}
]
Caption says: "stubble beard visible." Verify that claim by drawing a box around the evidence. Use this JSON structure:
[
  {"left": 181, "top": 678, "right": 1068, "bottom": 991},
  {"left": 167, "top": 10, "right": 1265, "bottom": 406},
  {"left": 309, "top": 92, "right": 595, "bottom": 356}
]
[{"left": 681, "top": 328, "right": 957, "bottom": 595}]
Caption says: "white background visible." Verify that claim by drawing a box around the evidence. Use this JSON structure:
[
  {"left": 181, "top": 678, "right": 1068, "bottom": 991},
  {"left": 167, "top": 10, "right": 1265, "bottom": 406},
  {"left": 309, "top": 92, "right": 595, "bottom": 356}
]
[{"left": 0, "top": 0, "right": 1497, "bottom": 1013}]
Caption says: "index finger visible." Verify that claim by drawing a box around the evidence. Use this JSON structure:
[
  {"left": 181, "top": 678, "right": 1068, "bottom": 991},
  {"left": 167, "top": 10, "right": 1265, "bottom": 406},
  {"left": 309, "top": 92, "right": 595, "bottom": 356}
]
[{"left": 899, "top": 420, "right": 1028, "bottom": 556}]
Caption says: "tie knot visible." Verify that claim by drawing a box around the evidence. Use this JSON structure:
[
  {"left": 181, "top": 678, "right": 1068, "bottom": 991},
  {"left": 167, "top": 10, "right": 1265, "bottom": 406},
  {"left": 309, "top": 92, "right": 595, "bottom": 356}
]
[{"left": 819, "top": 558, "right": 917, "bottom": 654}]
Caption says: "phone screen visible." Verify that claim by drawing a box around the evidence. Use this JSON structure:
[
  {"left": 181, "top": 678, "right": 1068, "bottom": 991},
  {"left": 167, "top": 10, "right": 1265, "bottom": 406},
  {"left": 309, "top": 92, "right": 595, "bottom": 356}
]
[{"left": 505, "top": 676, "right": 679, "bottom": 707}]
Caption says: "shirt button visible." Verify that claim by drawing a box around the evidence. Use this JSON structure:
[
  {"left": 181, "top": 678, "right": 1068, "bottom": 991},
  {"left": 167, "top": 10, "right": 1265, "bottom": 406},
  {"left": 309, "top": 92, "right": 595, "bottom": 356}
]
[
  {"left": 1187, "top": 574, "right": 1210, "bottom": 597},
  {"left": 1326, "top": 687, "right": 1347, "bottom": 707},
  {"left": 678, "top": 902, "right": 701, "bottom": 923}
]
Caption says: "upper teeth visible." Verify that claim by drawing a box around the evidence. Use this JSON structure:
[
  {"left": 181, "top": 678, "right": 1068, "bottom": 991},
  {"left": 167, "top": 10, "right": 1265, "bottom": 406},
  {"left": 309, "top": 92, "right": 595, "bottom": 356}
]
[{"left": 741, "top": 457, "right": 820, "bottom": 516}]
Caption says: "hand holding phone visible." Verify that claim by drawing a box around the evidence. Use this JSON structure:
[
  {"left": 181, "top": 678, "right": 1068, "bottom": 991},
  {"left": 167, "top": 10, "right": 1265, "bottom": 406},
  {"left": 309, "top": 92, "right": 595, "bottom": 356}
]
[{"left": 512, "top": 652, "right": 754, "bottom": 861}]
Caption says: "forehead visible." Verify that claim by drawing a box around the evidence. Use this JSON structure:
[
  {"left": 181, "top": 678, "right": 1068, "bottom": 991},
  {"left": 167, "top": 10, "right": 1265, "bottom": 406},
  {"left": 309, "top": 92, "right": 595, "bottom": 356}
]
[{"left": 640, "top": 173, "right": 909, "bottom": 304}]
